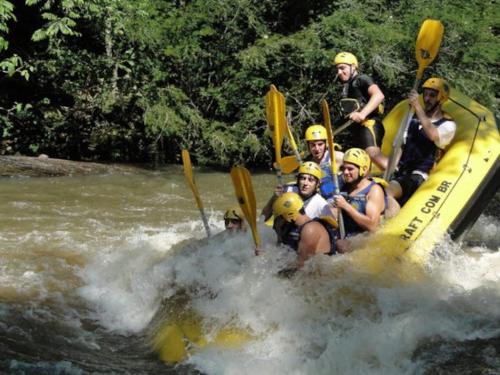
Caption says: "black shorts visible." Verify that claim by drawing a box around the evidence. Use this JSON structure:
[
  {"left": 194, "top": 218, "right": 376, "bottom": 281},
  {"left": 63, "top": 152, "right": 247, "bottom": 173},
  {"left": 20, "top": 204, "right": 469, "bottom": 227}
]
[
  {"left": 394, "top": 173, "right": 425, "bottom": 206},
  {"left": 344, "top": 118, "right": 385, "bottom": 149}
]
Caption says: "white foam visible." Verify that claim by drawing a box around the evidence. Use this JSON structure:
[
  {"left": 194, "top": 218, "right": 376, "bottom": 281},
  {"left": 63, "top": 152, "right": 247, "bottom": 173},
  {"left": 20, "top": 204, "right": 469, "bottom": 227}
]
[{"left": 75, "top": 212, "right": 500, "bottom": 374}]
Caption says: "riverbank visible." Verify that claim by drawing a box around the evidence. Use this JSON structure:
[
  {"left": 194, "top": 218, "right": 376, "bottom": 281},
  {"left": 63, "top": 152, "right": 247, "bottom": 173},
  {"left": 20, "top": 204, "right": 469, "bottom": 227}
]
[{"left": 0, "top": 155, "right": 144, "bottom": 177}]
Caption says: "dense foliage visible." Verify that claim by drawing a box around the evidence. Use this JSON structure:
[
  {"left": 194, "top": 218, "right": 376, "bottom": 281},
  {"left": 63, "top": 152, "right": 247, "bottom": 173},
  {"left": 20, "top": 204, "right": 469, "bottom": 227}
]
[{"left": 0, "top": 0, "right": 498, "bottom": 167}]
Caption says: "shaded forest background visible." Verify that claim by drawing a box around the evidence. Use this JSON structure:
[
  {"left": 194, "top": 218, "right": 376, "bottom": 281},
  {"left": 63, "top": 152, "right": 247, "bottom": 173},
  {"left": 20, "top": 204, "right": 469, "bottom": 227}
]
[{"left": 0, "top": 0, "right": 498, "bottom": 167}]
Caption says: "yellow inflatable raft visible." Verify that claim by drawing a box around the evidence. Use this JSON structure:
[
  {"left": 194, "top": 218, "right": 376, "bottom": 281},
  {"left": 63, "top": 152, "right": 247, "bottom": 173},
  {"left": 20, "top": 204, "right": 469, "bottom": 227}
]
[
  {"left": 153, "top": 89, "right": 498, "bottom": 363},
  {"left": 352, "top": 88, "right": 499, "bottom": 274},
  {"left": 152, "top": 309, "right": 254, "bottom": 364}
]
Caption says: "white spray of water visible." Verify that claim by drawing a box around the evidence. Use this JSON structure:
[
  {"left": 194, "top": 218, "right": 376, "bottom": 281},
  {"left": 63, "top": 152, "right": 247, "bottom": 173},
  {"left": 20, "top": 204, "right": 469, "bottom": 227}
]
[{"left": 78, "top": 215, "right": 500, "bottom": 374}]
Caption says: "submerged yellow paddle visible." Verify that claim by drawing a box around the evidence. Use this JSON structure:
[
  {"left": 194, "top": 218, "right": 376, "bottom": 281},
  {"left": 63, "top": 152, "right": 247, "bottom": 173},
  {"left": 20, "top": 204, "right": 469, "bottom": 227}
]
[
  {"left": 384, "top": 19, "right": 444, "bottom": 180},
  {"left": 181, "top": 149, "right": 211, "bottom": 237},
  {"left": 230, "top": 166, "right": 260, "bottom": 247},
  {"left": 322, "top": 99, "right": 345, "bottom": 238}
]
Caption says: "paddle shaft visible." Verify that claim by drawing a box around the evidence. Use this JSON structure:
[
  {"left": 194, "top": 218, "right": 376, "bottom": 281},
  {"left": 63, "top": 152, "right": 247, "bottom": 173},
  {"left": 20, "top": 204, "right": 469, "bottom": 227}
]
[
  {"left": 333, "top": 119, "right": 354, "bottom": 136},
  {"left": 331, "top": 157, "right": 345, "bottom": 239},
  {"left": 322, "top": 100, "right": 346, "bottom": 238},
  {"left": 383, "top": 78, "right": 420, "bottom": 181},
  {"left": 198, "top": 207, "right": 211, "bottom": 237}
]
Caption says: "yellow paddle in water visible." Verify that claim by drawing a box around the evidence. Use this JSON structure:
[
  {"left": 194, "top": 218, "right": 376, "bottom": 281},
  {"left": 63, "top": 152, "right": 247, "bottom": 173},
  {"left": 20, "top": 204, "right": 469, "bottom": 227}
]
[
  {"left": 181, "top": 149, "right": 211, "bottom": 237},
  {"left": 322, "top": 99, "right": 345, "bottom": 239},
  {"left": 384, "top": 19, "right": 444, "bottom": 181},
  {"left": 230, "top": 166, "right": 260, "bottom": 247}
]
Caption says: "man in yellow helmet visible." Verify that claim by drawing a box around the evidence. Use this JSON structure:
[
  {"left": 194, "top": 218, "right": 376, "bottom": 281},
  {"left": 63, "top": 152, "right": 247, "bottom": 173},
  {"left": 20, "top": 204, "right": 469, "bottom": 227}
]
[
  {"left": 261, "top": 161, "right": 334, "bottom": 247},
  {"left": 304, "top": 124, "right": 343, "bottom": 202},
  {"left": 386, "top": 78, "right": 456, "bottom": 206},
  {"left": 334, "top": 52, "right": 386, "bottom": 170},
  {"left": 272, "top": 192, "right": 338, "bottom": 268},
  {"left": 223, "top": 206, "right": 246, "bottom": 232},
  {"left": 331, "top": 148, "right": 386, "bottom": 251},
  {"left": 262, "top": 161, "right": 333, "bottom": 220}
]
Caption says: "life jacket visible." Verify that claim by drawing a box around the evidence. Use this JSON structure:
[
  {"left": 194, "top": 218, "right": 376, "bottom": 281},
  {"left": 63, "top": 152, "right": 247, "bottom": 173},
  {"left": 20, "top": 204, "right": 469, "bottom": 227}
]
[
  {"left": 341, "top": 179, "right": 386, "bottom": 237},
  {"left": 397, "top": 116, "right": 450, "bottom": 176},
  {"left": 279, "top": 221, "right": 300, "bottom": 251},
  {"left": 341, "top": 74, "right": 383, "bottom": 117},
  {"left": 294, "top": 154, "right": 340, "bottom": 203},
  {"left": 275, "top": 188, "right": 314, "bottom": 250},
  {"left": 319, "top": 164, "right": 334, "bottom": 200},
  {"left": 280, "top": 217, "right": 338, "bottom": 255}
]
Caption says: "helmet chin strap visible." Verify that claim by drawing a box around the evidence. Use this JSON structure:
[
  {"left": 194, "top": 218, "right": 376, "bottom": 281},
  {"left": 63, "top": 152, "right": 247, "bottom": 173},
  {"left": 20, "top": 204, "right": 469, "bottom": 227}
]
[
  {"left": 343, "top": 175, "right": 363, "bottom": 192},
  {"left": 347, "top": 65, "right": 357, "bottom": 83},
  {"left": 425, "top": 101, "right": 440, "bottom": 116}
]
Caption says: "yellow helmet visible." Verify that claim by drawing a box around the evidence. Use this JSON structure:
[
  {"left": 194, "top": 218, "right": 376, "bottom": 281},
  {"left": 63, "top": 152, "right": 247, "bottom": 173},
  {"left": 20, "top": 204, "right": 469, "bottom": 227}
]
[
  {"left": 343, "top": 148, "right": 371, "bottom": 177},
  {"left": 224, "top": 206, "right": 244, "bottom": 222},
  {"left": 305, "top": 124, "right": 327, "bottom": 141},
  {"left": 422, "top": 77, "right": 450, "bottom": 104},
  {"left": 334, "top": 52, "right": 358, "bottom": 68},
  {"left": 298, "top": 161, "right": 322, "bottom": 181},
  {"left": 272, "top": 192, "right": 304, "bottom": 222}
]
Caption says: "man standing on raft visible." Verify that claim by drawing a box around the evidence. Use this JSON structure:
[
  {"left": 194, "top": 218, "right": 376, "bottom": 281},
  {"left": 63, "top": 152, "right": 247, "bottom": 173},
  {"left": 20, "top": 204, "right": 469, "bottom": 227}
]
[{"left": 334, "top": 52, "right": 386, "bottom": 170}]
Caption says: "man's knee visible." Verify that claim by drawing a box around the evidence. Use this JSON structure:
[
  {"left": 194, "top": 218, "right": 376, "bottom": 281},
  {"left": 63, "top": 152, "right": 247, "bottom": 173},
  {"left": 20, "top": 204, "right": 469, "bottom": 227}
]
[
  {"left": 385, "top": 195, "right": 401, "bottom": 219},
  {"left": 387, "top": 180, "right": 402, "bottom": 199},
  {"left": 365, "top": 146, "right": 388, "bottom": 170}
]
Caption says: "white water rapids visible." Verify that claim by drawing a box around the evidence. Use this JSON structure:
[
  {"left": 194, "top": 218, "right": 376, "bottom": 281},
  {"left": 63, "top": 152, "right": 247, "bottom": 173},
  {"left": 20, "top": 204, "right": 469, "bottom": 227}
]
[{"left": 1, "top": 167, "right": 499, "bottom": 374}]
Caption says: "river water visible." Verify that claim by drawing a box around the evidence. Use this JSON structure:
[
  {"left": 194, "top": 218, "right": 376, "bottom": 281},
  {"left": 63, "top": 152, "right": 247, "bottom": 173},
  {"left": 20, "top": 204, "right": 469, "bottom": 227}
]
[{"left": 1, "top": 166, "right": 499, "bottom": 374}]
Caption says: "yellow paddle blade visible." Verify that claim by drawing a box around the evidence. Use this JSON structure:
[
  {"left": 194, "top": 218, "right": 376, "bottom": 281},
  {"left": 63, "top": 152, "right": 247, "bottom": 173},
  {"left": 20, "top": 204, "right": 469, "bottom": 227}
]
[
  {"left": 182, "top": 149, "right": 211, "bottom": 237},
  {"left": 415, "top": 19, "right": 444, "bottom": 79},
  {"left": 274, "top": 86, "right": 302, "bottom": 162},
  {"left": 276, "top": 90, "right": 297, "bottom": 150},
  {"left": 230, "top": 166, "right": 260, "bottom": 247},
  {"left": 279, "top": 154, "right": 301, "bottom": 174},
  {"left": 181, "top": 149, "right": 203, "bottom": 210},
  {"left": 265, "top": 84, "right": 285, "bottom": 165}
]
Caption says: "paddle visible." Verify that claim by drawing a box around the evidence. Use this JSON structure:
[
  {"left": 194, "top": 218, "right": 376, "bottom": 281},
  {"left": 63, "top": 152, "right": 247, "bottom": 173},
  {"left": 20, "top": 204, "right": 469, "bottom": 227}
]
[
  {"left": 265, "top": 85, "right": 285, "bottom": 184},
  {"left": 230, "top": 166, "right": 260, "bottom": 248},
  {"left": 277, "top": 89, "right": 303, "bottom": 166},
  {"left": 331, "top": 98, "right": 361, "bottom": 136},
  {"left": 279, "top": 154, "right": 303, "bottom": 174},
  {"left": 181, "top": 149, "right": 211, "bottom": 237},
  {"left": 383, "top": 19, "right": 444, "bottom": 181},
  {"left": 322, "top": 99, "right": 346, "bottom": 239}
]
